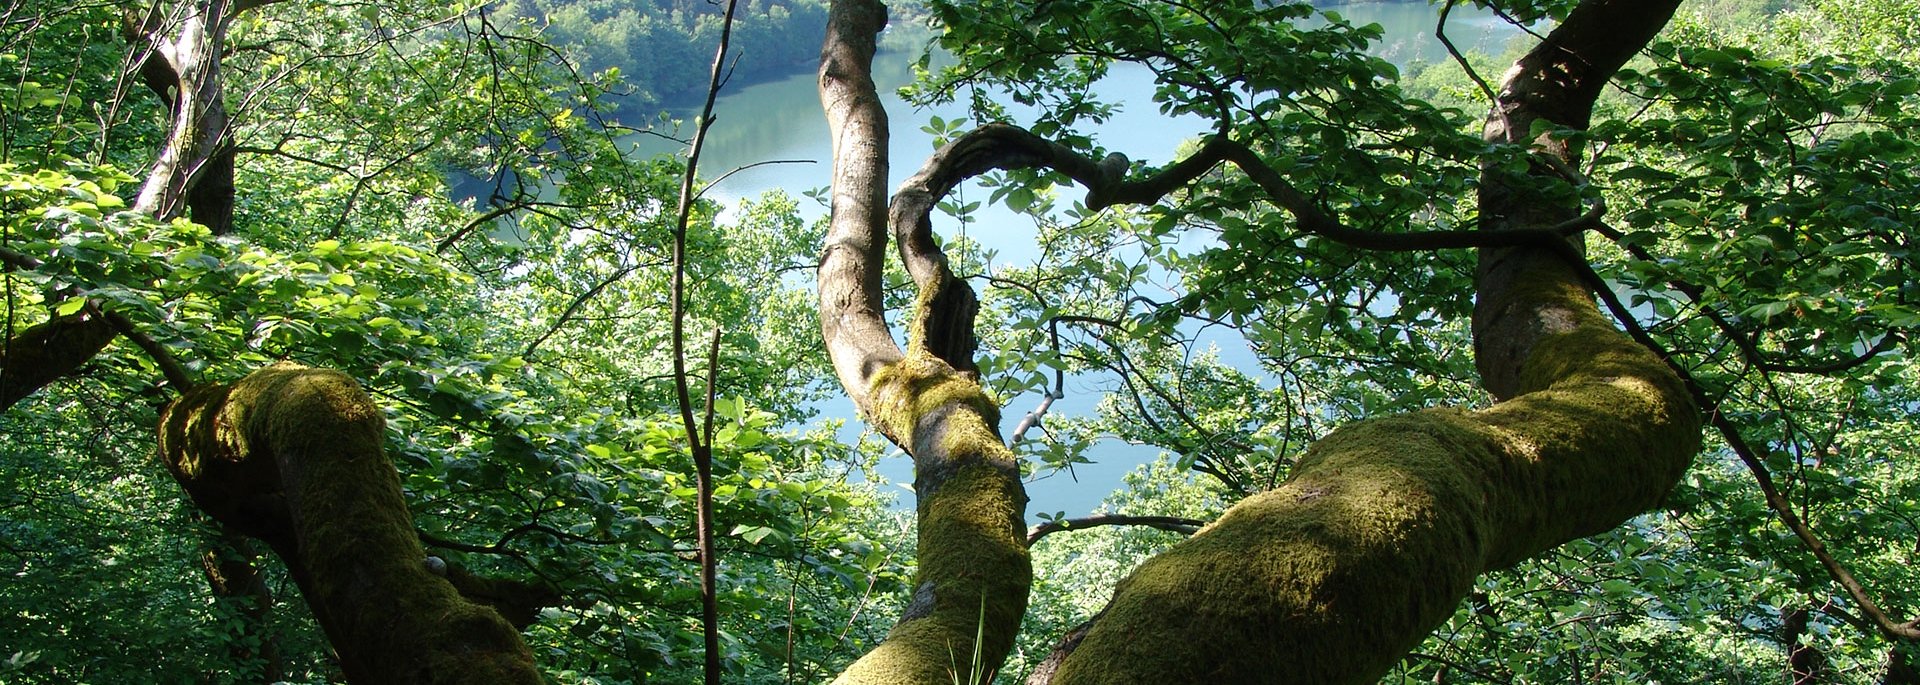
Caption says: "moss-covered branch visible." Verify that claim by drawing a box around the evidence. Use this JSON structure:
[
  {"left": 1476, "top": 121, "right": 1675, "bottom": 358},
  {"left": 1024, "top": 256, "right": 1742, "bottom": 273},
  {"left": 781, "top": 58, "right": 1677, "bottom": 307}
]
[
  {"left": 819, "top": 2, "right": 1032, "bottom": 682},
  {"left": 159, "top": 363, "right": 542, "bottom": 684},
  {"left": 1039, "top": 2, "right": 1699, "bottom": 683}
]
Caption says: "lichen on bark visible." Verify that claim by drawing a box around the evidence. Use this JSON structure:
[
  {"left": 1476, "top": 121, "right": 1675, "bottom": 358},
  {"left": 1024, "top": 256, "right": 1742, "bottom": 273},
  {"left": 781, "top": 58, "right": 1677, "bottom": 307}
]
[
  {"left": 1039, "top": 2, "right": 1698, "bottom": 682},
  {"left": 819, "top": 1, "right": 1034, "bottom": 681}
]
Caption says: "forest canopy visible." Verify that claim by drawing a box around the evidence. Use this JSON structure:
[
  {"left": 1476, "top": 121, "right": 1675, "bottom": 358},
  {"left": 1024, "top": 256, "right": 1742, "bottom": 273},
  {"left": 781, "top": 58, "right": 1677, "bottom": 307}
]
[{"left": 2, "top": 0, "right": 1917, "bottom": 683}]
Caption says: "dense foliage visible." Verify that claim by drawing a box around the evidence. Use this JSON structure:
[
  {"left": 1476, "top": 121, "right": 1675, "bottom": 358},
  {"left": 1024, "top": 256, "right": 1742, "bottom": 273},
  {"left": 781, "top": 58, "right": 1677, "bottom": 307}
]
[
  {"left": 3, "top": 1, "right": 903, "bottom": 681},
  {"left": 919, "top": 0, "right": 1918, "bottom": 680},
  {"left": 3, "top": 0, "right": 1916, "bottom": 682}
]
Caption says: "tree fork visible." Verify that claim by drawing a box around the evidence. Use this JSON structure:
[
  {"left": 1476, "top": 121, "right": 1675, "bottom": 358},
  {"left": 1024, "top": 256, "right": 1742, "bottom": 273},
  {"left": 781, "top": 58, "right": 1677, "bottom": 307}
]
[
  {"left": 158, "top": 363, "right": 542, "bottom": 684},
  {"left": 820, "top": 2, "right": 1030, "bottom": 682}
]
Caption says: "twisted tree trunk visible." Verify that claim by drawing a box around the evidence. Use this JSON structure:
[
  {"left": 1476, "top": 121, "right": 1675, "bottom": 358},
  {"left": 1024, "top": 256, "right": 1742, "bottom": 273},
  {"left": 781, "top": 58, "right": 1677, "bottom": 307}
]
[
  {"left": 1037, "top": 2, "right": 1696, "bottom": 683},
  {"left": 158, "top": 363, "right": 542, "bottom": 684},
  {"left": 812, "top": 0, "right": 1700, "bottom": 682},
  {"left": 819, "top": 2, "right": 1031, "bottom": 682}
]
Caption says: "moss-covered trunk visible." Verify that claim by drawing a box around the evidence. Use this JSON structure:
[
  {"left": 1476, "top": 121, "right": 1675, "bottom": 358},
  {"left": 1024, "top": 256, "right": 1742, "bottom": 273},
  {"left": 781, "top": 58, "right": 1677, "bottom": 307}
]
[
  {"left": 819, "top": 2, "right": 1031, "bottom": 682},
  {"left": 1036, "top": 1, "right": 1699, "bottom": 683},
  {"left": 158, "top": 363, "right": 541, "bottom": 684}
]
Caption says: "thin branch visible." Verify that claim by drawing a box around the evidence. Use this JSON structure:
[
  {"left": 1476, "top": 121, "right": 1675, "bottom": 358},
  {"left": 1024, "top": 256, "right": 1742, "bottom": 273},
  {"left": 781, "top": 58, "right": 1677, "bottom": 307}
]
[
  {"left": 900, "top": 124, "right": 1594, "bottom": 258},
  {"left": 102, "top": 309, "right": 194, "bottom": 390},
  {"left": 668, "top": 3, "right": 740, "bottom": 684},
  {"left": 1026, "top": 514, "right": 1206, "bottom": 546},
  {"left": 520, "top": 262, "right": 645, "bottom": 359},
  {"left": 1437, "top": 0, "right": 1496, "bottom": 103},
  {"left": 697, "top": 159, "right": 816, "bottom": 200},
  {"left": 436, "top": 201, "right": 524, "bottom": 254},
  {"left": 1568, "top": 248, "right": 1920, "bottom": 642}
]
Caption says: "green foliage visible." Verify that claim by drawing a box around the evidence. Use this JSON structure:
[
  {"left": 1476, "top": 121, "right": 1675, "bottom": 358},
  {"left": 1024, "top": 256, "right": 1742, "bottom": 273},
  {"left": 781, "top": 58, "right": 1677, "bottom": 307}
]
[
  {"left": 920, "top": 0, "right": 1917, "bottom": 680},
  {"left": 1007, "top": 458, "right": 1227, "bottom": 681},
  {"left": 490, "top": 0, "right": 832, "bottom": 114},
  {"left": 5, "top": 0, "right": 1920, "bottom": 681},
  {"left": 3, "top": 0, "right": 899, "bottom": 682}
]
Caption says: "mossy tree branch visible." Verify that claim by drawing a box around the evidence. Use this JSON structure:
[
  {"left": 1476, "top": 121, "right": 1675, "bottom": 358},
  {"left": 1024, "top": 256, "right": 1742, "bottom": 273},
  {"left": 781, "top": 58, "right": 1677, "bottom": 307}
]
[
  {"left": 1033, "top": 2, "right": 1700, "bottom": 683},
  {"left": 0, "top": 308, "right": 118, "bottom": 412},
  {"left": 820, "top": 2, "right": 1030, "bottom": 682},
  {"left": 158, "top": 363, "right": 542, "bottom": 684}
]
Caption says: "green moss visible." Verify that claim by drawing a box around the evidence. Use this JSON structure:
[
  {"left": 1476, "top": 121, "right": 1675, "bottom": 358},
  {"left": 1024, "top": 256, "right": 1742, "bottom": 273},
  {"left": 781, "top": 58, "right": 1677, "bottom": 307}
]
[
  {"left": 865, "top": 350, "right": 1001, "bottom": 454},
  {"left": 158, "top": 381, "right": 294, "bottom": 544},
  {"left": 1054, "top": 410, "right": 1501, "bottom": 684},
  {"left": 840, "top": 344, "right": 1032, "bottom": 684},
  {"left": 1050, "top": 261, "right": 1702, "bottom": 684},
  {"left": 836, "top": 463, "right": 1030, "bottom": 685},
  {"left": 157, "top": 363, "right": 543, "bottom": 684}
]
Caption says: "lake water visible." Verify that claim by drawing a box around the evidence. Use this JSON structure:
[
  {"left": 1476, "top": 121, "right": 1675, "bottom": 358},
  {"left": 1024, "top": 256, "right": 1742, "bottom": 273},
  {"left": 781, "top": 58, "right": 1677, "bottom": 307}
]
[
  {"left": 643, "top": 1, "right": 1516, "bottom": 211},
  {"left": 636, "top": 1, "right": 1521, "bottom": 514}
]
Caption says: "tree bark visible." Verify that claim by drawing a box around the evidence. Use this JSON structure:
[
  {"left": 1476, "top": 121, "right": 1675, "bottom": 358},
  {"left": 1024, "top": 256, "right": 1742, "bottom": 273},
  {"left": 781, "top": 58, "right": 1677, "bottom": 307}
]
[
  {"left": 1784, "top": 606, "right": 1830, "bottom": 685},
  {"left": 1887, "top": 642, "right": 1919, "bottom": 685},
  {"left": 0, "top": 0, "right": 244, "bottom": 412},
  {"left": 0, "top": 309, "right": 119, "bottom": 412},
  {"left": 1036, "top": 2, "right": 1697, "bottom": 683},
  {"left": 131, "top": 0, "right": 237, "bottom": 226},
  {"left": 158, "top": 363, "right": 542, "bottom": 684},
  {"left": 820, "top": 2, "right": 1031, "bottom": 682}
]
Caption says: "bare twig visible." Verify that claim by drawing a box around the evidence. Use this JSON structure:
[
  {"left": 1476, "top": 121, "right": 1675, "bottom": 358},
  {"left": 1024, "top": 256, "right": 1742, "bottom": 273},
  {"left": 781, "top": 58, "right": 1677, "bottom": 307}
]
[
  {"left": 667, "top": 3, "right": 741, "bottom": 683},
  {"left": 1437, "top": 0, "right": 1496, "bottom": 103},
  {"left": 1025, "top": 514, "right": 1206, "bottom": 546}
]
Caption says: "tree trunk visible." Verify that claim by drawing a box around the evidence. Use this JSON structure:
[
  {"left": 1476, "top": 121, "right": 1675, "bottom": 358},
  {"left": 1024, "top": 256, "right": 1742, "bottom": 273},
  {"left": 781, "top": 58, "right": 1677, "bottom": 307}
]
[
  {"left": 131, "top": 0, "right": 237, "bottom": 225},
  {"left": 819, "top": 2, "right": 1031, "bottom": 682},
  {"left": 200, "top": 524, "right": 282, "bottom": 682},
  {"left": 158, "top": 363, "right": 542, "bottom": 684},
  {"left": 1886, "top": 642, "right": 1919, "bottom": 685},
  {"left": 1, "top": 0, "right": 246, "bottom": 412},
  {"left": 1035, "top": 2, "right": 1697, "bottom": 683}
]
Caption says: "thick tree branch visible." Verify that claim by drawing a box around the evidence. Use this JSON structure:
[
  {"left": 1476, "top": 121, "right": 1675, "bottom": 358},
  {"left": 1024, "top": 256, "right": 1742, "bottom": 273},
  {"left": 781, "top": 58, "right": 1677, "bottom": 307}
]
[
  {"left": 0, "top": 309, "right": 118, "bottom": 412},
  {"left": 820, "top": 2, "right": 1030, "bottom": 683},
  {"left": 1040, "top": 3, "right": 1698, "bottom": 682},
  {"left": 130, "top": 0, "right": 236, "bottom": 224},
  {"left": 158, "top": 363, "right": 542, "bottom": 684},
  {"left": 818, "top": 0, "right": 902, "bottom": 408}
]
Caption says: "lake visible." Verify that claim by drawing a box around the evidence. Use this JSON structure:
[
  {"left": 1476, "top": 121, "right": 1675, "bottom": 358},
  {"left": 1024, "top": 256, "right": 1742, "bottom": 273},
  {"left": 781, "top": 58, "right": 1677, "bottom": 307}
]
[{"left": 635, "top": 1, "right": 1522, "bottom": 514}]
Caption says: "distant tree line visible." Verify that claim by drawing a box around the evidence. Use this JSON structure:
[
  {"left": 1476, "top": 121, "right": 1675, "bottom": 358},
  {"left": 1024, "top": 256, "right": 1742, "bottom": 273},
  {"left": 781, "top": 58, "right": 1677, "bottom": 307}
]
[{"left": 491, "top": 0, "right": 845, "bottom": 113}]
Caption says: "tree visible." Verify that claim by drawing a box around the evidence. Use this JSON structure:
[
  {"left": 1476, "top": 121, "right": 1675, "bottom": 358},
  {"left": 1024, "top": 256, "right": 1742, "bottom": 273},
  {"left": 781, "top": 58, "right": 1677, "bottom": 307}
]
[
  {"left": 818, "top": 0, "right": 1703, "bottom": 681},
  {"left": 5, "top": 0, "right": 894, "bottom": 681},
  {"left": 819, "top": 0, "right": 1915, "bottom": 682},
  {"left": 5, "top": 0, "right": 1918, "bottom": 682}
]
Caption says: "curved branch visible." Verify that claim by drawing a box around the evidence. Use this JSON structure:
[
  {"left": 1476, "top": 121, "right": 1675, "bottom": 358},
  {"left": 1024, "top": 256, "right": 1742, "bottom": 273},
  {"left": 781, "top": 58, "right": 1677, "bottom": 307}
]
[
  {"left": 819, "top": 3, "right": 1030, "bottom": 683},
  {"left": 159, "top": 363, "right": 541, "bottom": 682},
  {"left": 818, "top": 0, "right": 903, "bottom": 408},
  {"left": 1437, "top": 0, "right": 1497, "bottom": 103},
  {"left": 1026, "top": 514, "right": 1206, "bottom": 546},
  {"left": 1041, "top": 3, "right": 1698, "bottom": 682},
  {"left": 902, "top": 123, "right": 1596, "bottom": 263},
  {"left": 102, "top": 309, "right": 195, "bottom": 390}
]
